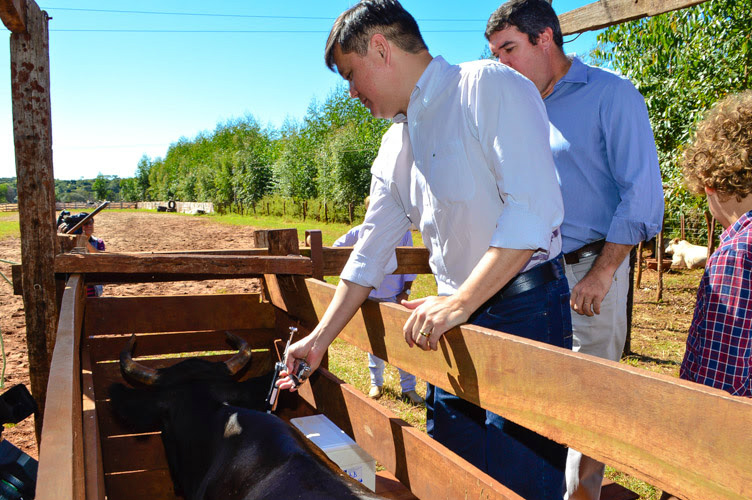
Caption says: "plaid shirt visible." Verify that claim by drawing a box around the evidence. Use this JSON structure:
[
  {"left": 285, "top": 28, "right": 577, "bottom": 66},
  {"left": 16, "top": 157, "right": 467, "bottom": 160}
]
[{"left": 680, "top": 210, "right": 752, "bottom": 396}]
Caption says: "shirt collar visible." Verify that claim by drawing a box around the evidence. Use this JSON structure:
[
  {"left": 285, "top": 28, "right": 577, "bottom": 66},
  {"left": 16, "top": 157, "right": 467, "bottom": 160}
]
[
  {"left": 409, "top": 55, "right": 450, "bottom": 112},
  {"left": 720, "top": 209, "right": 752, "bottom": 244},
  {"left": 561, "top": 55, "right": 587, "bottom": 84},
  {"left": 550, "top": 55, "right": 587, "bottom": 96}
]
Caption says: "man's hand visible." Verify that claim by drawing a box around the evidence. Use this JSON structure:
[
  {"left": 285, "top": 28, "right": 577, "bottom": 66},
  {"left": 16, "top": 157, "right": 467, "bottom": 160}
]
[
  {"left": 276, "top": 334, "right": 325, "bottom": 392},
  {"left": 570, "top": 268, "right": 612, "bottom": 316},
  {"left": 570, "top": 242, "right": 632, "bottom": 316},
  {"left": 400, "top": 295, "right": 471, "bottom": 351}
]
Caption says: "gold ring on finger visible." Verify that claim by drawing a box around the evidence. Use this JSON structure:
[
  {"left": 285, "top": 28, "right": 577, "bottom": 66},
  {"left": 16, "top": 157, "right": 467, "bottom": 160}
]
[{"left": 419, "top": 331, "right": 430, "bottom": 337}]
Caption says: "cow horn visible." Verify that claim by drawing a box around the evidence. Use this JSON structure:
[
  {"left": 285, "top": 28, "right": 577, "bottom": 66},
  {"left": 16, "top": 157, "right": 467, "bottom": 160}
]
[
  {"left": 223, "top": 331, "right": 252, "bottom": 376},
  {"left": 119, "top": 335, "right": 160, "bottom": 385}
]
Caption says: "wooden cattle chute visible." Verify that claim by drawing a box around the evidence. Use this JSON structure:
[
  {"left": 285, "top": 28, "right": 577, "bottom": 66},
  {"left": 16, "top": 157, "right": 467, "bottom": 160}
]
[{"left": 36, "top": 228, "right": 752, "bottom": 500}]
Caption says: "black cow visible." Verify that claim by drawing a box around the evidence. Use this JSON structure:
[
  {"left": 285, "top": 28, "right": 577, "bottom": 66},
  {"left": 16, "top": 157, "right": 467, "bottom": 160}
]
[{"left": 109, "top": 332, "right": 383, "bottom": 500}]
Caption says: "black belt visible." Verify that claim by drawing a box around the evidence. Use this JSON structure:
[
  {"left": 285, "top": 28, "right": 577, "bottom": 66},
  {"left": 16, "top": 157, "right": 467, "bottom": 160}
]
[
  {"left": 563, "top": 239, "right": 606, "bottom": 265},
  {"left": 497, "top": 256, "right": 564, "bottom": 300}
]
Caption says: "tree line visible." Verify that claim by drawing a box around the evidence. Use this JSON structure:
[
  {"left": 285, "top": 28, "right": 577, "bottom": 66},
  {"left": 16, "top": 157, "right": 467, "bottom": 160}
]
[{"left": 118, "top": 85, "right": 390, "bottom": 223}]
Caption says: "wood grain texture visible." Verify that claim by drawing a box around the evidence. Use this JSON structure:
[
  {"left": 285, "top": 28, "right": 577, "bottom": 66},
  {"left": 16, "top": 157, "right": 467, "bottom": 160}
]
[
  {"left": 36, "top": 274, "right": 85, "bottom": 500},
  {"left": 81, "top": 344, "right": 106, "bottom": 500},
  {"left": 304, "top": 277, "right": 752, "bottom": 500},
  {"left": 11, "top": 0, "right": 56, "bottom": 434},
  {"left": 558, "top": 0, "right": 710, "bottom": 34},
  {"left": 83, "top": 293, "right": 274, "bottom": 334},
  {"left": 54, "top": 253, "right": 311, "bottom": 277},
  {"left": 0, "top": 0, "right": 25, "bottom": 32}
]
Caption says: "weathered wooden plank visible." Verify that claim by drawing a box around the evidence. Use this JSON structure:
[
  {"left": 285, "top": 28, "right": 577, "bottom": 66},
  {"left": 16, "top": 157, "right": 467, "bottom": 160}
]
[
  {"left": 0, "top": 0, "right": 26, "bottom": 32},
  {"left": 298, "top": 368, "right": 525, "bottom": 500},
  {"left": 303, "top": 278, "right": 752, "bottom": 500},
  {"left": 81, "top": 344, "right": 106, "bottom": 500},
  {"left": 83, "top": 293, "right": 274, "bottom": 335},
  {"left": 559, "top": 0, "right": 710, "bottom": 35},
  {"left": 36, "top": 274, "right": 85, "bottom": 500},
  {"left": 302, "top": 246, "right": 432, "bottom": 277},
  {"left": 104, "top": 469, "right": 180, "bottom": 500},
  {"left": 135, "top": 248, "right": 268, "bottom": 256},
  {"left": 55, "top": 253, "right": 312, "bottom": 277},
  {"left": 304, "top": 229, "right": 324, "bottom": 280},
  {"left": 11, "top": 0, "right": 56, "bottom": 436},
  {"left": 87, "top": 329, "right": 281, "bottom": 363},
  {"left": 260, "top": 229, "right": 319, "bottom": 322},
  {"left": 101, "top": 433, "right": 168, "bottom": 473}
]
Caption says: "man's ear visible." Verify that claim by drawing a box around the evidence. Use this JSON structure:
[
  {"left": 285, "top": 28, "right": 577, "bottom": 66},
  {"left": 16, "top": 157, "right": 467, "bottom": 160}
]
[
  {"left": 370, "top": 33, "right": 391, "bottom": 63},
  {"left": 704, "top": 185, "right": 717, "bottom": 196},
  {"left": 537, "top": 27, "right": 555, "bottom": 49}
]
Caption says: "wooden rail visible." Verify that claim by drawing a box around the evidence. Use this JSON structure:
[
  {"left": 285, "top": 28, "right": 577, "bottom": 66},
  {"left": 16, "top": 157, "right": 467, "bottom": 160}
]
[
  {"left": 559, "top": 0, "right": 711, "bottom": 35},
  {"left": 296, "top": 278, "right": 752, "bottom": 500},
  {"left": 36, "top": 274, "right": 85, "bottom": 500}
]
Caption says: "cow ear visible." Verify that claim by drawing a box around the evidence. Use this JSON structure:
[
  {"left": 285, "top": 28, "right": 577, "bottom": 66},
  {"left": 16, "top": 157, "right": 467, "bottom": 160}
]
[{"left": 109, "top": 383, "right": 162, "bottom": 431}]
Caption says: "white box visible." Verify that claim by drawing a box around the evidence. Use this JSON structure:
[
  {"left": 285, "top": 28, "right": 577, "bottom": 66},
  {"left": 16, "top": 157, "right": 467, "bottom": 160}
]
[{"left": 290, "top": 414, "right": 376, "bottom": 491}]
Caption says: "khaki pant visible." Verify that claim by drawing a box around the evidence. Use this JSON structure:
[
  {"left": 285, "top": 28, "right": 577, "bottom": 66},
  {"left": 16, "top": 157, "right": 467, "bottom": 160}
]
[{"left": 564, "top": 254, "right": 630, "bottom": 500}]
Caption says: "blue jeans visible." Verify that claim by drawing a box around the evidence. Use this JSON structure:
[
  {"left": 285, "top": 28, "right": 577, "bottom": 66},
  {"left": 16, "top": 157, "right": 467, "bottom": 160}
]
[{"left": 427, "top": 259, "right": 572, "bottom": 500}]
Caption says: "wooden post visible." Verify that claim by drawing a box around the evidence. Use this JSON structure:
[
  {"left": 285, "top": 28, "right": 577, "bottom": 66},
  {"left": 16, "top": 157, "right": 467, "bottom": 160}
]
[
  {"left": 680, "top": 213, "right": 685, "bottom": 241},
  {"left": 9, "top": 0, "right": 55, "bottom": 441},
  {"left": 705, "top": 211, "right": 717, "bottom": 256},
  {"left": 624, "top": 246, "right": 637, "bottom": 357},
  {"left": 635, "top": 241, "right": 644, "bottom": 289},
  {"left": 257, "top": 228, "right": 317, "bottom": 325},
  {"left": 656, "top": 226, "right": 664, "bottom": 302}
]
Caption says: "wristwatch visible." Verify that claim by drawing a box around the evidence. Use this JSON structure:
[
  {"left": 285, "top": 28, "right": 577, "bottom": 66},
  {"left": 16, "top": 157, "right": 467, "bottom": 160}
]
[{"left": 403, "top": 289, "right": 411, "bottom": 296}]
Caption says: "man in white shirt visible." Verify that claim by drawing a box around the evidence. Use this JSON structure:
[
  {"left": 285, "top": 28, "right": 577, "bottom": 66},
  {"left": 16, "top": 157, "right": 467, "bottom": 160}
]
[{"left": 279, "top": 1, "right": 571, "bottom": 498}]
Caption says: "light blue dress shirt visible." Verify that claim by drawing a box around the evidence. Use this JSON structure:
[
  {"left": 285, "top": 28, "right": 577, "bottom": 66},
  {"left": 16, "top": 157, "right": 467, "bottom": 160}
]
[{"left": 546, "top": 57, "right": 664, "bottom": 254}]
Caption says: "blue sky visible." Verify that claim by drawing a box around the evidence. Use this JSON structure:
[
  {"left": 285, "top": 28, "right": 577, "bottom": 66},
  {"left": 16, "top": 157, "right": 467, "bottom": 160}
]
[{"left": 0, "top": 1, "right": 602, "bottom": 180}]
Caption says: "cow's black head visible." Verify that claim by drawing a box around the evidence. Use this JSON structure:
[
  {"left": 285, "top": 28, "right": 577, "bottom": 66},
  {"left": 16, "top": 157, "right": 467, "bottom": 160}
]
[
  {"left": 109, "top": 331, "right": 272, "bottom": 427},
  {"left": 108, "top": 332, "right": 273, "bottom": 497}
]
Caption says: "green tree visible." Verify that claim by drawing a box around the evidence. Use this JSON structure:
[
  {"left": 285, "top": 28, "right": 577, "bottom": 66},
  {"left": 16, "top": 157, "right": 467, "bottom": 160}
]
[
  {"left": 592, "top": 0, "right": 751, "bottom": 221},
  {"left": 92, "top": 174, "right": 109, "bottom": 200},
  {"left": 0, "top": 184, "right": 9, "bottom": 203},
  {"left": 119, "top": 178, "right": 139, "bottom": 201},
  {"left": 135, "top": 155, "right": 153, "bottom": 201}
]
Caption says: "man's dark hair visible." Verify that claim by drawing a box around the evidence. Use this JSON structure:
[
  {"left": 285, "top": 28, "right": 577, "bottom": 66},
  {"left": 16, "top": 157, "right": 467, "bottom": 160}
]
[
  {"left": 325, "top": 0, "right": 428, "bottom": 72},
  {"left": 485, "top": 0, "right": 563, "bottom": 48}
]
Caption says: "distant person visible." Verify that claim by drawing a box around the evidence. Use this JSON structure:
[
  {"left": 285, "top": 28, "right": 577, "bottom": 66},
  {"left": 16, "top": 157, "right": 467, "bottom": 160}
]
[
  {"left": 332, "top": 197, "right": 423, "bottom": 405},
  {"left": 679, "top": 90, "right": 752, "bottom": 397},
  {"left": 485, "top": 2, "right": 664, "bottom": 498}
]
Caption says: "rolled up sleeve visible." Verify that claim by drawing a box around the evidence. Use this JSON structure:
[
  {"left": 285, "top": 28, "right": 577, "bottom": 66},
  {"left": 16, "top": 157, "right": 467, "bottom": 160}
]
[
  {"left": 475, "top": 67, "right": 564, "bottom": 252},
  {"left": 604, "top": 82, "right": 664, "bottom": 245}
]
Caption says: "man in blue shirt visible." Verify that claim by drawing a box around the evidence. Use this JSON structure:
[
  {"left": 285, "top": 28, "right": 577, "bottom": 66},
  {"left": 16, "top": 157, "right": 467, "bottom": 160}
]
[{"left": 486, "top": 1, "right": 664, "bottom": 499}]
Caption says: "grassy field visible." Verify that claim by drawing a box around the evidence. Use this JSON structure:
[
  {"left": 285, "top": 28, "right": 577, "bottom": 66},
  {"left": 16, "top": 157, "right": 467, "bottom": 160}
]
[{"left": 0, "top": 216, "right": 19, "bottom": 240}]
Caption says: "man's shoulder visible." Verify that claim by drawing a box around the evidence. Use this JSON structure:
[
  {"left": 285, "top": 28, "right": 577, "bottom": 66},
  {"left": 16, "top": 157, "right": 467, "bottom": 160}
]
[
  {"left": 578, "top": 60, "right": 638, "bottom": 91},
  {"left": 458, "top": 59, "right": 519, "bottom": 79}
]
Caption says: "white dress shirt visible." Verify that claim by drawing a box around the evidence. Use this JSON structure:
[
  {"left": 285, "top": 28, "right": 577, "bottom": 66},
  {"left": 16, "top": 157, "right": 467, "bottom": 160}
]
[{"left": 341, "top": 56, "right": 563, "bottom": 296}]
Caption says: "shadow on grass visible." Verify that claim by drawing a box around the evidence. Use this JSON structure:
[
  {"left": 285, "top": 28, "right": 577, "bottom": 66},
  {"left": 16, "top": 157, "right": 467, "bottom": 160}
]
[{"left": 623, "top": 352, "right": 680, "bottom": 367}]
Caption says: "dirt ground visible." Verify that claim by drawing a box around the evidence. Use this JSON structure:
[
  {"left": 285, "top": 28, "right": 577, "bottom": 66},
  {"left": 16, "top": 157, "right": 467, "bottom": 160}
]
[
  {"left": 0, "top": 210, "right": 700, "bottom": 474},
  {"left": 0, "top": 211, "right": 266, "bottom": 458}
]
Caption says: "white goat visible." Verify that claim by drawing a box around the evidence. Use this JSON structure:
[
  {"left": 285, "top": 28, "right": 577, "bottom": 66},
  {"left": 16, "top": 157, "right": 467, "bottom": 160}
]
[{"left": 664, "top": 238, "right": 708, "bottom": 269}]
